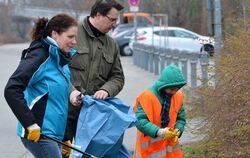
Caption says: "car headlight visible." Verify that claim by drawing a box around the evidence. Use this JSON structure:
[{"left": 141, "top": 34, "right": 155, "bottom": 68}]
[{"left": 198, "top": 38, "right": 214, "bottom": 44}]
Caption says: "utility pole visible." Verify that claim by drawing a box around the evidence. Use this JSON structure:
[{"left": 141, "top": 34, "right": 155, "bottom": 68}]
[
  {"left": 213, "top": 0, "right": 222, "bottom": 54},
  {"left": 207, "top": 0, "right": 213, "bottom": 36},
  {"left": 242, "top": 0, "right": 248, "bottom": 31}
]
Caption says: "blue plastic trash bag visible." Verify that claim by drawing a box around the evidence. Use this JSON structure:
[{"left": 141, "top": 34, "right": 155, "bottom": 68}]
[{"left": 73, "top": 95, "right": 137, "bottom": 158}]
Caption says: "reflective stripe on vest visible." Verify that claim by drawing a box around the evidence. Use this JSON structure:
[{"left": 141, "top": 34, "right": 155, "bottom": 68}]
[{"left": 137, "top": 133, "right": 181, "bottom": 151}]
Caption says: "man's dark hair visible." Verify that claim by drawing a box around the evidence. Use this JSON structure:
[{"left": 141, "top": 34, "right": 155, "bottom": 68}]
[{"left": 90, "top": 0, "right": 124, "bottom": 17}]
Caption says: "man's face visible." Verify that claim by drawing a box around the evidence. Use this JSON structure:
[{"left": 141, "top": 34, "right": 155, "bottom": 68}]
[{"left": 97, "top": 8, "right": 120, "bottom": 33}]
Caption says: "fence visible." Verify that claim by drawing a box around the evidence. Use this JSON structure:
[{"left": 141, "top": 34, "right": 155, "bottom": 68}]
[{"left": 132, "top": 42, "right": 214, "bottom": 87}]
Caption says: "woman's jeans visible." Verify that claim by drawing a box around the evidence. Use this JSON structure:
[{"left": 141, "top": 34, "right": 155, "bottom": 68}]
[{"left": 21, "top": 137, "right": 62, "bottom": 158}]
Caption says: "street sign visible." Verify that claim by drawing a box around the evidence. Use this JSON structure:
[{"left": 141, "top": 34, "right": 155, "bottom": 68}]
[
  {"left": 128, "top": 0, "right": 140, "bottom": 6},
  {"left": 130, "top": 6, "right": 139, "bottom": 12}
]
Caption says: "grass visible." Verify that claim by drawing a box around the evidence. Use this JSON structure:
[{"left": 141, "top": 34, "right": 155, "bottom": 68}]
[{"left": 182, "top": 140, "right": 207, "bottom": 158}]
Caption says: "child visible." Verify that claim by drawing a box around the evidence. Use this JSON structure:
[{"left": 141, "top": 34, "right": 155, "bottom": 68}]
[{"left": 133, "top": 64, "right": 187, "bottom": 158}]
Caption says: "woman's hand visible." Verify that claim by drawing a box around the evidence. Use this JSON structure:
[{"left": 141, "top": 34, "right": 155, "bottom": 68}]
[{"left": 69, "top": 90, "right": 82, "bottom": 106}]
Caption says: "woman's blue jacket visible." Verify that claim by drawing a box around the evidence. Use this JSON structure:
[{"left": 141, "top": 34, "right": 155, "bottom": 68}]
[{"left": 4, "top": 37, "right": 76, "bottom": 140}]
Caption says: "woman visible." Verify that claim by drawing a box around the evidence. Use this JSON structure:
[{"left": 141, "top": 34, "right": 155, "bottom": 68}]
[
  {"left": 4, "top": 13, "right": 77, "bottom": 158},
  {"left": 133, "top": 64, "right": 187, "bottom": 158}
]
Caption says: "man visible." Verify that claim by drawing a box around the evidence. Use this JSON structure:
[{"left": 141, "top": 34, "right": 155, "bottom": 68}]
[{"left": 61, "top": 0, "right": 125, "bottom": 157}]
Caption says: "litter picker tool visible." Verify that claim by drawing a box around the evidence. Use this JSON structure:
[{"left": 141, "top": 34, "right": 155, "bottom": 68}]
[{"left": 41, "top": 134, "right": 97, "bottom": 158}]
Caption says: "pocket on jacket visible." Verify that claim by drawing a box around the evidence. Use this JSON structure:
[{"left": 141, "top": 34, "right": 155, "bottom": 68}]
[
  {"left": 99, "top": 52, "right": 114, "bottom": 80},
  {"left": 69, "top": 51, "right": 88, "bottom": 85}
]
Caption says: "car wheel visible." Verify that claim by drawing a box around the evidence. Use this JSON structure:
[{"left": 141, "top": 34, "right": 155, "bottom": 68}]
[
  {"left": 204, "top": 45, "right": 214, "bottom": 56},
  {"left": 201, "top": 44, "right": 214, "bottom": 56},
  {"left": 121, "top": 45, "right": 133, "bottom": 56}
]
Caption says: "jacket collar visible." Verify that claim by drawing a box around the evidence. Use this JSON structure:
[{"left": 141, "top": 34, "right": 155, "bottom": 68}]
[
  {"left": 83, "top": 17, "right": 106, "bottom": 44},
  {"left": 87, "top": 17, "right": 104, "bottom": 37}
]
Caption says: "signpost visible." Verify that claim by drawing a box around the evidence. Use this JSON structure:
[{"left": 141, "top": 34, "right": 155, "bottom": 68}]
[
  {"left": 128, "top": 0, "right": 140, "bottom": 6},
  {"left": 128, "top": 0, "right": 140, "bottom": 42}
]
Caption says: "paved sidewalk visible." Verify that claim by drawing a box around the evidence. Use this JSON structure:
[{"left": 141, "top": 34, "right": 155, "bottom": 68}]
[{"left": 117, "top": 56, "right": 159, "bottom": 152}]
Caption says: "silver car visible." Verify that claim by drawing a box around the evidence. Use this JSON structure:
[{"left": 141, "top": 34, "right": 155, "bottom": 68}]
[{"left": 130, "top": 26, "right": 215, "bottom": 56}]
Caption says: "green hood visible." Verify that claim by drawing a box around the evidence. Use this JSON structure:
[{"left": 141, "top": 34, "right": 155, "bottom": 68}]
[{"left": 148, "top": 64, "right": 186, "bottom": 103}]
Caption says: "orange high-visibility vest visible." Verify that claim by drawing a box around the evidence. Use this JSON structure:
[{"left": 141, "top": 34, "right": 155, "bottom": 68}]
[{"left": 133, "top": 89, "right": 184, "bottom": 158}]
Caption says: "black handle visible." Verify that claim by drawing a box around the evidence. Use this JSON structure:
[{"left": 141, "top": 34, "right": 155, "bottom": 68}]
[{"left": 41, "top": 134, "right": 97, "bottom": 158}]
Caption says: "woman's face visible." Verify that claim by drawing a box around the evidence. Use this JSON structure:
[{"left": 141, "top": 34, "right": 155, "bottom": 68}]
[
  {"left": 52, "top": 26, "right": 77, "bottom": 53},
  {"left": 164, "top": 88, "right": 180, "bottom": 96}
]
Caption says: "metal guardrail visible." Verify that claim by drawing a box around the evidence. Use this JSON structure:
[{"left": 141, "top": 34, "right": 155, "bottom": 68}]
[{"left": 132, "top": 42, "right": 213, "bottom": 87}]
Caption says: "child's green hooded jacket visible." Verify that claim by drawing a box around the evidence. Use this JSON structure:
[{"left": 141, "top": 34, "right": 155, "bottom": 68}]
[{"left": 135, "top": 64, "right": 187, "bottom": 138}]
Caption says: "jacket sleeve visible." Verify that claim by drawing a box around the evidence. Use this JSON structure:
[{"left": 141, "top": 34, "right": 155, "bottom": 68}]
[
  {"left": 135, "top": 104, "right": 160, "bottom": 138},
  {"left": 100, "top": 43, "right": 125, "bottom": 97},
  {"left": 4, "top": 47, "right": 49, "bottom": 128},
  {"left": 174, "top": 104, "right": 186, "bottom": 137}
]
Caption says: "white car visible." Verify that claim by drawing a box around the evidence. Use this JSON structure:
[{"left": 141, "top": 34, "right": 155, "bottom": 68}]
[{"left": 129, "top": 26, "right": 215, "bottom": 55}]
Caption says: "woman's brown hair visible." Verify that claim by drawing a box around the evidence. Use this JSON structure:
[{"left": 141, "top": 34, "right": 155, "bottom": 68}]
[{"left": 30, "top": 13, "right": 77, "bottom": 40}]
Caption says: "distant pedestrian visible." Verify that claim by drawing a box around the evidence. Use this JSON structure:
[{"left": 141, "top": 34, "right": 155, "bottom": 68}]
[
  {"left": 133, "top": 64, "right": 187, "bottom": 158},
  {"left": 4, "top": 13, "right": 78, "bottom": 158}
]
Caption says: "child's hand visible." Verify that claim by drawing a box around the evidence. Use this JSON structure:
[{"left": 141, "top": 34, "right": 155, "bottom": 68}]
[
  {"left": 172, "top": 128, "right": 180, "bottom": 146},
  {"left": 157, "top": 127, "right": 177, "bottom": 140}
]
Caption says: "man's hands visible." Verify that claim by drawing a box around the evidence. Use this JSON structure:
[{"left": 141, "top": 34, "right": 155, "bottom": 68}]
[
  {"left": 93, "top": 90, "right": 109, "bottom": 100},
  {"left": 61, "top": 140, "right": 72, "bottom": 157},
  {"left": 27, "top": 123, "right": 41, "bottom": 142}
]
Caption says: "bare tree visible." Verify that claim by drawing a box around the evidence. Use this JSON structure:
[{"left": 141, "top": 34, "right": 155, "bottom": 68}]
[{"left": 0, "top": 1, "right": 14, "bottom": 37}]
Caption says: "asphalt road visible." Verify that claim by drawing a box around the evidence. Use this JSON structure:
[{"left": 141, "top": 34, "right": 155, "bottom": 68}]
[{"left": 0, "top": 43, "right": 202, "bottom": 158}]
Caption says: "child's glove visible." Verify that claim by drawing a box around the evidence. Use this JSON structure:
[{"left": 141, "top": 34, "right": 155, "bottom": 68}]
[
  {"left": 172, "top": 135, "right": 179, "bottom": 146},
  {"left": 157, "top": 127, "right": 176, "bottom": 140},
  {"left": 172, "top": 129, "right": 180, "bottom": 146},
  {"left": 61, "top": 140, "right": 72, "bottom": 157},
  {"left": 27, "top": 123, "right": 41, "bottom": 142},
  {"left": 173, "top": 128, "right": 180, "bottom": 137}
]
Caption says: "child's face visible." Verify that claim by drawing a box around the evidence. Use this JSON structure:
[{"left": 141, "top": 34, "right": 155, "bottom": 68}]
[{"left": 164, "top": 88, "right": 180, "bottom": 96}]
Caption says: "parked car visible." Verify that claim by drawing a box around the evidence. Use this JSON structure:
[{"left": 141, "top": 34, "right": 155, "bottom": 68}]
[
  {"left": 129, "top": 26, "right": 215, "bottom": 56},
  {"left": 111, "top": 24, "right": 152, "bottom": 56},
  {"left": 111, "top": 28, "right": 135, "bottom": 56},
  {"left": 111, "top": 23, "right": 151, "bottom": 38},
  {"left": 110, "top": 12, "right": 160, "bottom": 56}
]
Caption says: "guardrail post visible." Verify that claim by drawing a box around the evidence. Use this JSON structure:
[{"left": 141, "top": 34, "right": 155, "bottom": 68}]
[
  {"left": 138, "top": 46, "right": 143, "bottom": 68},
  {"left": 165, "top": 48, "right": 172, "bottom": 66},
  {"left": 159, "top": 48, "right": 166, "bottom": 73},
  {"left": 180, "top": 50, "right": 189, "bottom": 81},
  {"left": 144, "top": 48, "right": 149, "bottom": 71},
  {"left": 153, "top": 46, "right": 160, "bottom": 75},
  {"left": 172, "top": 49, "right": 180, "bottom": 66},
  {"left": 149, "top": 47, "right": 154, "bottom": 73},
  {"left": 132, "top": 43, "right": 137, "bottom": 65},
  {"left": 200, "top": 53, "right": 209, "bottom": 85},
  {"left": 190, "top": 52, "right": 198, "bottom": 87},
  {"left": 141, "top": 46, "right": 146, "bottom": 69}
]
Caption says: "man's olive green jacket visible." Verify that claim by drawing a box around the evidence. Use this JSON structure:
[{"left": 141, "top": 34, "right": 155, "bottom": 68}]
[{"left": 68, "top": 17, "right": 125, "bottom": 120}]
